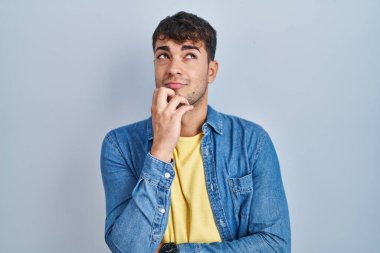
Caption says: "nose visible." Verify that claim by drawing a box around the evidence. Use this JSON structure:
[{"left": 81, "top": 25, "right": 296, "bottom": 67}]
[{"left": 167, "top": 57, "right": 183, "bottom": 76}]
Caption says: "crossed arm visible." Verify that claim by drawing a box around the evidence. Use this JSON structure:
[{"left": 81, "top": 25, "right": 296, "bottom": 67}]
[{"left": 100, "top": 129, "right": 290, "bottom": 253}]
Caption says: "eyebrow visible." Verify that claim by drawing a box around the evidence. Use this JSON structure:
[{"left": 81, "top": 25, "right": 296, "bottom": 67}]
[{"left": 155, "top": 45, "right": 201, "bottom": 53}]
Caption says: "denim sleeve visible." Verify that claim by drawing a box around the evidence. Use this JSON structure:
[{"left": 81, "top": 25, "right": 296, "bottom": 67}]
[
  {"left": 100, "top": 131, "right": 175, "bottom": 253},
  {"left": 177, "top": 131, "right": 291, "bottom": 253}
]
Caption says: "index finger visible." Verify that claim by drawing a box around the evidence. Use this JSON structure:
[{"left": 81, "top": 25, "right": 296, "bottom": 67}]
[{"left": 154, "top": 87, "right": 176, "bottom": 108}]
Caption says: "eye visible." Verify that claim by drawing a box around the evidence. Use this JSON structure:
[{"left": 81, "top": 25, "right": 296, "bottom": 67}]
[
  {"left": 156, "top": 53, "right": 169, "bottom": 59},
  {"left": 185, "top": 53, "right": 197, "bottom": 59}
]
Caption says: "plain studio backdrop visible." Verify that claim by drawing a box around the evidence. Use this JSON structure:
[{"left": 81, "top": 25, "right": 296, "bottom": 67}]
[{"left": 1, "top": 1, "right": 379, "bottom": 252}]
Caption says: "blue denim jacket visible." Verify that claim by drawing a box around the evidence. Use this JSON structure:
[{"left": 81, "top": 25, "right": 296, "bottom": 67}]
[{"left": 100, "top": 105, "right": 291, "bottom": 253}]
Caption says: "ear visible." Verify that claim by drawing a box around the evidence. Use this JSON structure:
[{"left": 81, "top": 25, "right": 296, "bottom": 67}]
[{"left": 207, "top": 60, "right": 219, "bottom": 84}]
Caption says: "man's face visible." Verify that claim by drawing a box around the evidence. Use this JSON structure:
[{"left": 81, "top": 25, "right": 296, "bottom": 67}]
[{"left": 153, "top": 38, "right": 218, "bottom": 106}]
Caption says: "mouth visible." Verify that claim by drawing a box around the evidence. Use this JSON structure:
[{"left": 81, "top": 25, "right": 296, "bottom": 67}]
[{"left": 165, "top": 82, "right": 186, "bottom": 90}]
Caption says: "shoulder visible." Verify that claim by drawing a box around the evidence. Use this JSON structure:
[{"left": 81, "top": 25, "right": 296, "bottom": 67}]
[
  {"left": 215, "top": 108, "right": 268, "bottom": 138},
  {"left": 213, "top": 108, "right": 277, "bottom": 164},
  {"left": 210, "top": 106, "right": 273, "bottom": 154},
  {"left": 223, "top": 112, "right": 264, "bottom": 131},
  {"left": 103, "top": 117, "right": 151, "bottom": 145}
]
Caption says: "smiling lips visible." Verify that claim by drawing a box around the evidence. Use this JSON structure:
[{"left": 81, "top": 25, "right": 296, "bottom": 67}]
[{"left": 165, "top": 82, "right": 186, "bottom": 90}]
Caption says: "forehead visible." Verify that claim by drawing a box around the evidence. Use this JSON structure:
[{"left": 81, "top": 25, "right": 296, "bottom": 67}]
[{"left": 154, "top": 38, "right": 205, "bottom": 51}]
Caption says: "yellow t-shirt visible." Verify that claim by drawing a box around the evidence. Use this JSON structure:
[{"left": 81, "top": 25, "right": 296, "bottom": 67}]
[{"left": 162, "top": 132, "right": 222, "bottom": 244}]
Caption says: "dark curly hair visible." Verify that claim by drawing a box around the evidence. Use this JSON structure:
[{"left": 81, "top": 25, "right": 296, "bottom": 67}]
[{"left": 152, "top": 11, "right": 217, "bottom": 62}]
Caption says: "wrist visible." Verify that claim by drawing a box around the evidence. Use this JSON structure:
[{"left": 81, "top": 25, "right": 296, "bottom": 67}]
[
  {"left": 150, "top": 147, "right": 173, "bottom": 163},
  {"left": 159, "top": 243, "right": 178, "bottom": 253}
]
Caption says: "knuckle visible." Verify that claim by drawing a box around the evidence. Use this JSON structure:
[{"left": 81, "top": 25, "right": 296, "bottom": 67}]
[
  {"left": 156, "top": 87, "right": 163, "bottom": 94},
  {"left": 176, "top": 95, "right": 184, "bottom": 101}
]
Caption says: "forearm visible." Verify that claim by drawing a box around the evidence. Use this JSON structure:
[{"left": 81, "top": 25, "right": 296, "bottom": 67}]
[
  {"left": 101, "top": 131, "right": 174, "bottom": 253},
  {"left": 177, "top": 231, "right": 290, "bottom": 253},
  {"left": 105, "top": 173, "right": 170, "bottom": 253}
]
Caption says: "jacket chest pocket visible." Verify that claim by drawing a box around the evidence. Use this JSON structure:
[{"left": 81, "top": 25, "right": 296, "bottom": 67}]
[{"left": 228, "top": 173, "right": 253, "bottom": 217}]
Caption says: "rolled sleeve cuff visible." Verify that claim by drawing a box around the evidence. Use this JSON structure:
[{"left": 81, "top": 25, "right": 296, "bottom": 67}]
[
  {"left": 140, "top": 152, "right": 175, "bottom": 189},
  {"left": 177, "top": 243, "right": 200, "bottom": 252}
]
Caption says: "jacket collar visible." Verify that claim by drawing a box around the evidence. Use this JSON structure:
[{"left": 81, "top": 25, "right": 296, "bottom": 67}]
[{"left": 147, "top": 105, "right": 223, "bottom": 141}]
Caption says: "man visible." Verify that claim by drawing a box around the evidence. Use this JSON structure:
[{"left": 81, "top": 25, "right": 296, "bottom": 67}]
[{"left": 101, "top": 11, "right": 290, "bottom": 253}]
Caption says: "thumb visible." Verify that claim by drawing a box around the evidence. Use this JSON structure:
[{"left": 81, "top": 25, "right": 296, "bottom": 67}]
[{"left": 175, "top": 104, "right": 194, "bottom": 118}]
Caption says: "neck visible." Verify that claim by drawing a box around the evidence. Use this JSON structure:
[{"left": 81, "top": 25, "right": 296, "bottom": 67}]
[{"left": 180, "top": 94, "right": 208, "bottom": 137}]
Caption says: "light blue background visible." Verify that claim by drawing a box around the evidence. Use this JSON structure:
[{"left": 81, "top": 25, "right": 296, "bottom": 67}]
[{"left": 1, "top": 1, "right": 379, "bottom": 252}]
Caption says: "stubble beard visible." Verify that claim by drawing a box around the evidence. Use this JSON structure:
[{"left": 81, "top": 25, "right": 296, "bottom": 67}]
[
  {"left": 184, "top": 74, "right": 209, "bottom": 107},
  {"left": 155, "top": 76, "right": 209, "bottom": 107},
  {"left": 186, "top": 87, "right": 207, "bottom": 107}
]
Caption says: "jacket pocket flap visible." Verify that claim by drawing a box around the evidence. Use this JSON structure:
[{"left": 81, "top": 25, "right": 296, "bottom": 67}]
[{"left": 228, "top": 173, "right": 253, "bottom": 192}]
